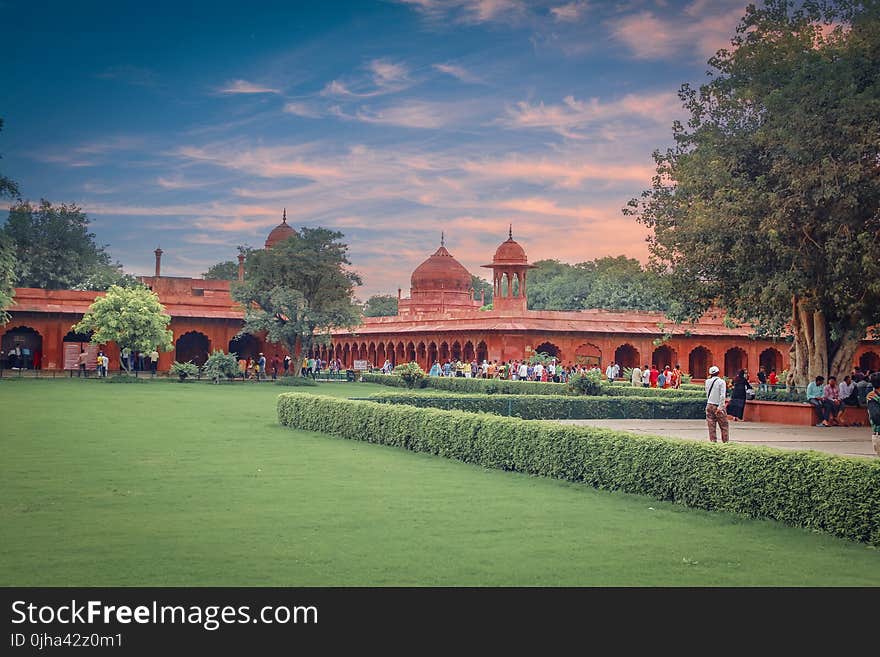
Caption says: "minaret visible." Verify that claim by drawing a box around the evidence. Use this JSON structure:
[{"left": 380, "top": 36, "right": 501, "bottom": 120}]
[{"left": 154, "top": 247, "right": 163, "bottom": 277}]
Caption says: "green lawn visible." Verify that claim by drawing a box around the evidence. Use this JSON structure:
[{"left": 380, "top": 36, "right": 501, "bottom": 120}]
[{"left": 1, "top": 378, "right": 878, "bottom": 586}]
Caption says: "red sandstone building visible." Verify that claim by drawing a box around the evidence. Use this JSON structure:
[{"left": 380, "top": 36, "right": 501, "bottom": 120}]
[{"left": 3, "top": 215, "right": 879, "bottom": 377}]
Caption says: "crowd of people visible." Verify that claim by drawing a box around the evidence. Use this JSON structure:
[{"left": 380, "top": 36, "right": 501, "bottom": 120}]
[{"left": 234, "top": 354, "right": 346, "bottom": 381}]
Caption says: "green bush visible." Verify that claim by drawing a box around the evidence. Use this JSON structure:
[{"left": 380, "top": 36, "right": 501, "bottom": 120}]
[
  {"left": 367, "top": 392, "right": 705, "bottom": 419},
  {"left": 392, "top": 362, "right": 428, "bottom": 388},
  {"left": 567, "top": 370, "right": 603, "bottom": 395},
  {"left": 276, "top": 375, "right": 318, "bottom": 386},
  {"left": 277, "top": 393, "right": 880, "bottom": 545},
  {"left": 170, "top": 361, "right": 200, "bottom": 381},
  {"left": 201, "top": 350, "right": 240, "bottom": 383},
  {"left": 362, "top": 373, "right": 704, "bottom": 398}
]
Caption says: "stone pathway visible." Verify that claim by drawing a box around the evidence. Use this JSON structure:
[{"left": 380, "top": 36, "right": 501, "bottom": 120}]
[{"left": 554, "top": 419, "right": 877, "bottom": 458}]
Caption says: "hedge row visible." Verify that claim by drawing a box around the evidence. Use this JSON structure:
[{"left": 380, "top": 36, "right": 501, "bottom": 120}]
[
  {"left": 366, "top": 391, "right": 706, "bottom": 420},
  {"left": 360, "top": 373, "right": 704, "bottom": 398},
  {"left": 277, "top": 393, "right": 880, "bottom": 545}
]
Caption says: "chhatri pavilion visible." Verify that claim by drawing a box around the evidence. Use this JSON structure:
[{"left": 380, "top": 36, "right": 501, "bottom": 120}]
[{"left": 3, "top": 213, "right": 879, "bottom": 377}]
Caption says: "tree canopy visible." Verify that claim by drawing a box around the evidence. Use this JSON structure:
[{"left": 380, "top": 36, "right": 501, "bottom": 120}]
[
  {"left": 363, "top": 294, "right": 398, "bottom": 317},
  {"left": 526, "top": 256, "right": 671, "bottom": 312},
  {"left": 0, "top": 118, "right": 18, "bottom": 323},
  {"left": 73, "top": 285, "right": 173, "bottom": 371},
  {"left": 470, "top": 275, "right": 493, "bottom": 305},
  {"left": 202, "top": 246, "right": 257, "bottom": 280},
  {"left": 2, "top": 200, "right": 131, "bottom": 290},
  {"left": 627, "top": 0, "right": 880, "bottom": 384},
  {"left": 231, "top": 228, "right": 362, "bottom": 369},
  {"left": 0, "top": 118, "right": 18, "bottom": 200}
]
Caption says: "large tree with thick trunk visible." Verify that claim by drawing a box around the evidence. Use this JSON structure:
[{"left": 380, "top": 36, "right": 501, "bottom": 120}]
[{"left": 627, "top": 0, "right": 880, "bottom": 386}]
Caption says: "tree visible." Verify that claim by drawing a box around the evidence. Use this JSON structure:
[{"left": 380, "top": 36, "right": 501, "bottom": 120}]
[
  {"left": 231, "top": 227, "right": 362, "bottom": 374},
  {"left": 363, "top": 294, "right": 398, "bottom": 317},
  {"left": 470, "top": 274, "right": 493, "bottom": 305},
  {"left": 584, "top": 256, "right": 671, "bottom": 312},
  {"left": 73, "top": 285, "right": 173, "bottom": 372},
  {"left": 626, "top": 0, "right": 880, "bottom": 385},
  {"left": 202, "top": 246, "right": 256, "bottom": 280},
  {"left": 0, "top": 234, "right": 15, "bottom": 325},
  {"left": 0, "top": 118, "right": 18, "bottom": 323},
  {"left": 2, "top": 200, "right": 129, "bottom": 290},
  {"left": 0, "top": 118, "right": 19, "bottom": 200}
]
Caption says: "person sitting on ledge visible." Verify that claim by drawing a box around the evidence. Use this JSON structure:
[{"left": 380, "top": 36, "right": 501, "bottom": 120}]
[{"left": 807, "top": 375, "right": 834, "bottom": 427}]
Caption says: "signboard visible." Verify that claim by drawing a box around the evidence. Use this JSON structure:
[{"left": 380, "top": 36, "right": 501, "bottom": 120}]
[{"left": 352, "top": 360, "right": 370, "bottom": 371}]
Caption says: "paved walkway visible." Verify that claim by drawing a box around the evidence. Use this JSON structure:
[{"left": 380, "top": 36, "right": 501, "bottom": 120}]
[{"left": 554, "top": 419, "right": 877, "bottom": 458}]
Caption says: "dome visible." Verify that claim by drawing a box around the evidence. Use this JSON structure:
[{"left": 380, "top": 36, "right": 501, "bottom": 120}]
[
  {"left": 265, "top": 209, "right": 296, "bottom": 248},
  {"left": 411, "top": 245, "right": 472, "bottom": 292},
  {"left": 489, "top": 226, "right": 528, "bottom": 265}
]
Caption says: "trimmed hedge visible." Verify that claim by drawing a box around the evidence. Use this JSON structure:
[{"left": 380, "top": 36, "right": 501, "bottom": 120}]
[
  {"left": 366, "top": 391, "right": 706, "bottom": 420},
  {"left": 361, "top": 373, "right": 704, "bottom": 398},
  {"left": 277, "top": 393, "right": 880, "bottom": 545}
]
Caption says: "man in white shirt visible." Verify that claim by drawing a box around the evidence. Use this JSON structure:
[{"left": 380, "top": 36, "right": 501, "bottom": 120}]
[
  {"left": 631, "top": 365, "right": 642, "bottom": 387},
  {"left": 518, "top": 362, "right": 528, "bottom": 380},
  {"left": 605, "top": 362, "right": 616, "bottom": 382},
  {"left": 705, "top": 365, "right": 729, "bottom": 443}
]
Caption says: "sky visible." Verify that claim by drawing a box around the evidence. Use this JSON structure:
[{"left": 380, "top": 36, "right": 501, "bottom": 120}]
[{"left": 1, "top": 0, "right": 752, "bottom": 298}]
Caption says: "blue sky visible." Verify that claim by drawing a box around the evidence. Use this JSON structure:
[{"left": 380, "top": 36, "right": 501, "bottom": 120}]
[{"left": 2, "top": 0, "right": 751, "bottom": 297}]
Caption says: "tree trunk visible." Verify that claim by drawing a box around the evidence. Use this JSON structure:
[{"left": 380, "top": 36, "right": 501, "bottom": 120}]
[{"left": 790, "top": 295, "right": 860, "bottom": 386}]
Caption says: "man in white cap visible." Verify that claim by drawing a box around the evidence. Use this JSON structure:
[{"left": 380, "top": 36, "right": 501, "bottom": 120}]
[{"left": 705, "top": 365, "right": 729, "bottom": 443}]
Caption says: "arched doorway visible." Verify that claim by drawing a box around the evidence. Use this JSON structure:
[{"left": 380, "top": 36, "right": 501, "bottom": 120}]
[
  {"left": 176, "top": 331, "right": 210, "bottom": 366},
  {"left": 428, "top": 342, "right": 439, "bottom": 366},
  {"left": 368, "top": 342, "right": 377, "bottom": 366},
  {"left": 395, "top": 342, "right": 405, "bottom": 364},
  {"left": 463, "top": 341, "right": 475, "bottom": 362},
  {"left": 859, "top": 351, "right": 880, "bottom": 373},
  {"left": 2, "top": 326, "right": 43, "bottom": 369},
  {"left": 614, "top": 343, "right": 640, "bottom": 369},
  {"left": 575, "top": 343, "right": 601, "bottom": 368},
  {"left": 342, "top": 343, "right": 351, "bottom": 367},
  {"left": 406, "top": 341, "right": 416, "bottom": 363},
  {"left": 688, "top": 346, "right": 712, "bottom": 379},
  {"left": 476, "top": 341, "right": 488, "bottom": 363},
  {"left": 377, "top": 343, "right": 387, "bottom": 365},
  {"left": 759, "top": 347, "right": 783, "bottom": 375},
  {"left": 439, "top": 342, "right": 449, "bottom": 363},
  {"left": 724, "top": 347, "right": 747, "bottom": 378},
  {"left": 451, "top": 341, "right": 462, "bottom": 361},
  {"left": 652, "top": 345, "right": 677, "bottom": 370},
  {"left": 417, "top": 342, "right": 427, "bottom": 369},
  {"left": 533, "top": 341, "right": 561, "bottom": 360},
  {"left": 229, "top": 333, "right": 260, "bottom": 361}
]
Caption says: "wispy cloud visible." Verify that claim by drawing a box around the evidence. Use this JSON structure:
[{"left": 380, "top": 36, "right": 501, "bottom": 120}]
[
  {"left": 550, "top": 2, "right": 588, "bottom": 22},
  {"left": 432, "top": 62, "right": 484, "bottom": 84},
  {"left": 95, "top": 65, "right": 159, "bottom": 87},
  {"left": 396, "top": 0, "right": 526, "bottom": 25},
  {"left": 321, "top": 58, "right": 411, "bottom": 98},
  {"left": 500, "top": 92, "right": 681, "bottom": 139},
  {"left": 283, "top": 102, "right": 323, "bottom": 118},
  {"left": 608, "top": 1, "right": 746, "bottom": 60},
  {"left": 217, "top": 79, "right": 280, "bottom": 94}
]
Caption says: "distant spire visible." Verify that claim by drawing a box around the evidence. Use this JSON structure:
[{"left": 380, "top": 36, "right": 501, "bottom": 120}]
[
  {"left": 282, "top": 208, "right": 287, "bottom": 224},
  {"left": 508, "top": 224, "right": 513, "bottom": 240},
  {"left": 441, "top": 231, "right": 445, "bottom": 247}
]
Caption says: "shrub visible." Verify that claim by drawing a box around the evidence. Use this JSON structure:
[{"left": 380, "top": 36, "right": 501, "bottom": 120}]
[
  {"left": 567, "top": 370, "right": 603, "bottom": 395},
  {"left": 276, "top": 375, "right": 318, "bottom": 386},
  {"left": 277, "top": 393, "right": 880, "bottom": 545},
  {"left": 392, "top": 362, "right": 428, "bottom": 388},
  {"left": 170, "top": 361, "right": 200, "bottom": 381},
  {"left": 201, "top": 350, "right": 240, "bottom": 383},
  {"left": 367, "top": 392, "right": 705, "bottom": 420},
  {"left": 362, "top": 373, "right": 704, "bottom": 398}
]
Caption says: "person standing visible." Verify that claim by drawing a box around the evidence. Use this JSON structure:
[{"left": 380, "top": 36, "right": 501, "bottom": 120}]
[
  {"left": 705, "top": 365, "right": 730, "bottom": 443},
  {"left": 149, "top": 348, "right": 159, "bottom": 376},
  {"left": 429, "top": 361, "right": 441, "bottom": 377},
  {"left": 727, "top": 369, "right": 751, "bottom": 421},
  {"left": 649, "top": 364, "right": 659, "bottom": 388},
  {"left": 641, "top": 365, "right": 651, "bottom": 388},
  {"left": 757, "top": 366, "right": 768, "bottom": 393},
  {"left": 77, "top": 349, "right": 88, "bottom": 377},
  {"left": 630, "top": 364, "right": 642, "bottom": 387},
  {"left": 283, "top": 354, "right": 291, "bottom": 375},
  {"left": 258, "top": 353, "right": 267, "bottom": 381},
  {"left": 605, "top": 361, "right": 616, "bottom": 382},
  {"left": 101, "top": 353, "right": 109, "bottom": 377},
  {"left": 271, "top": 354, "right": 280, "bottom": 381}
]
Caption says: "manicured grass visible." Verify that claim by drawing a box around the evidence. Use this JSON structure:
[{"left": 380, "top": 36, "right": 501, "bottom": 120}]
[{"left": 1, "top": 378, "right": 878, "bottom": 586}]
